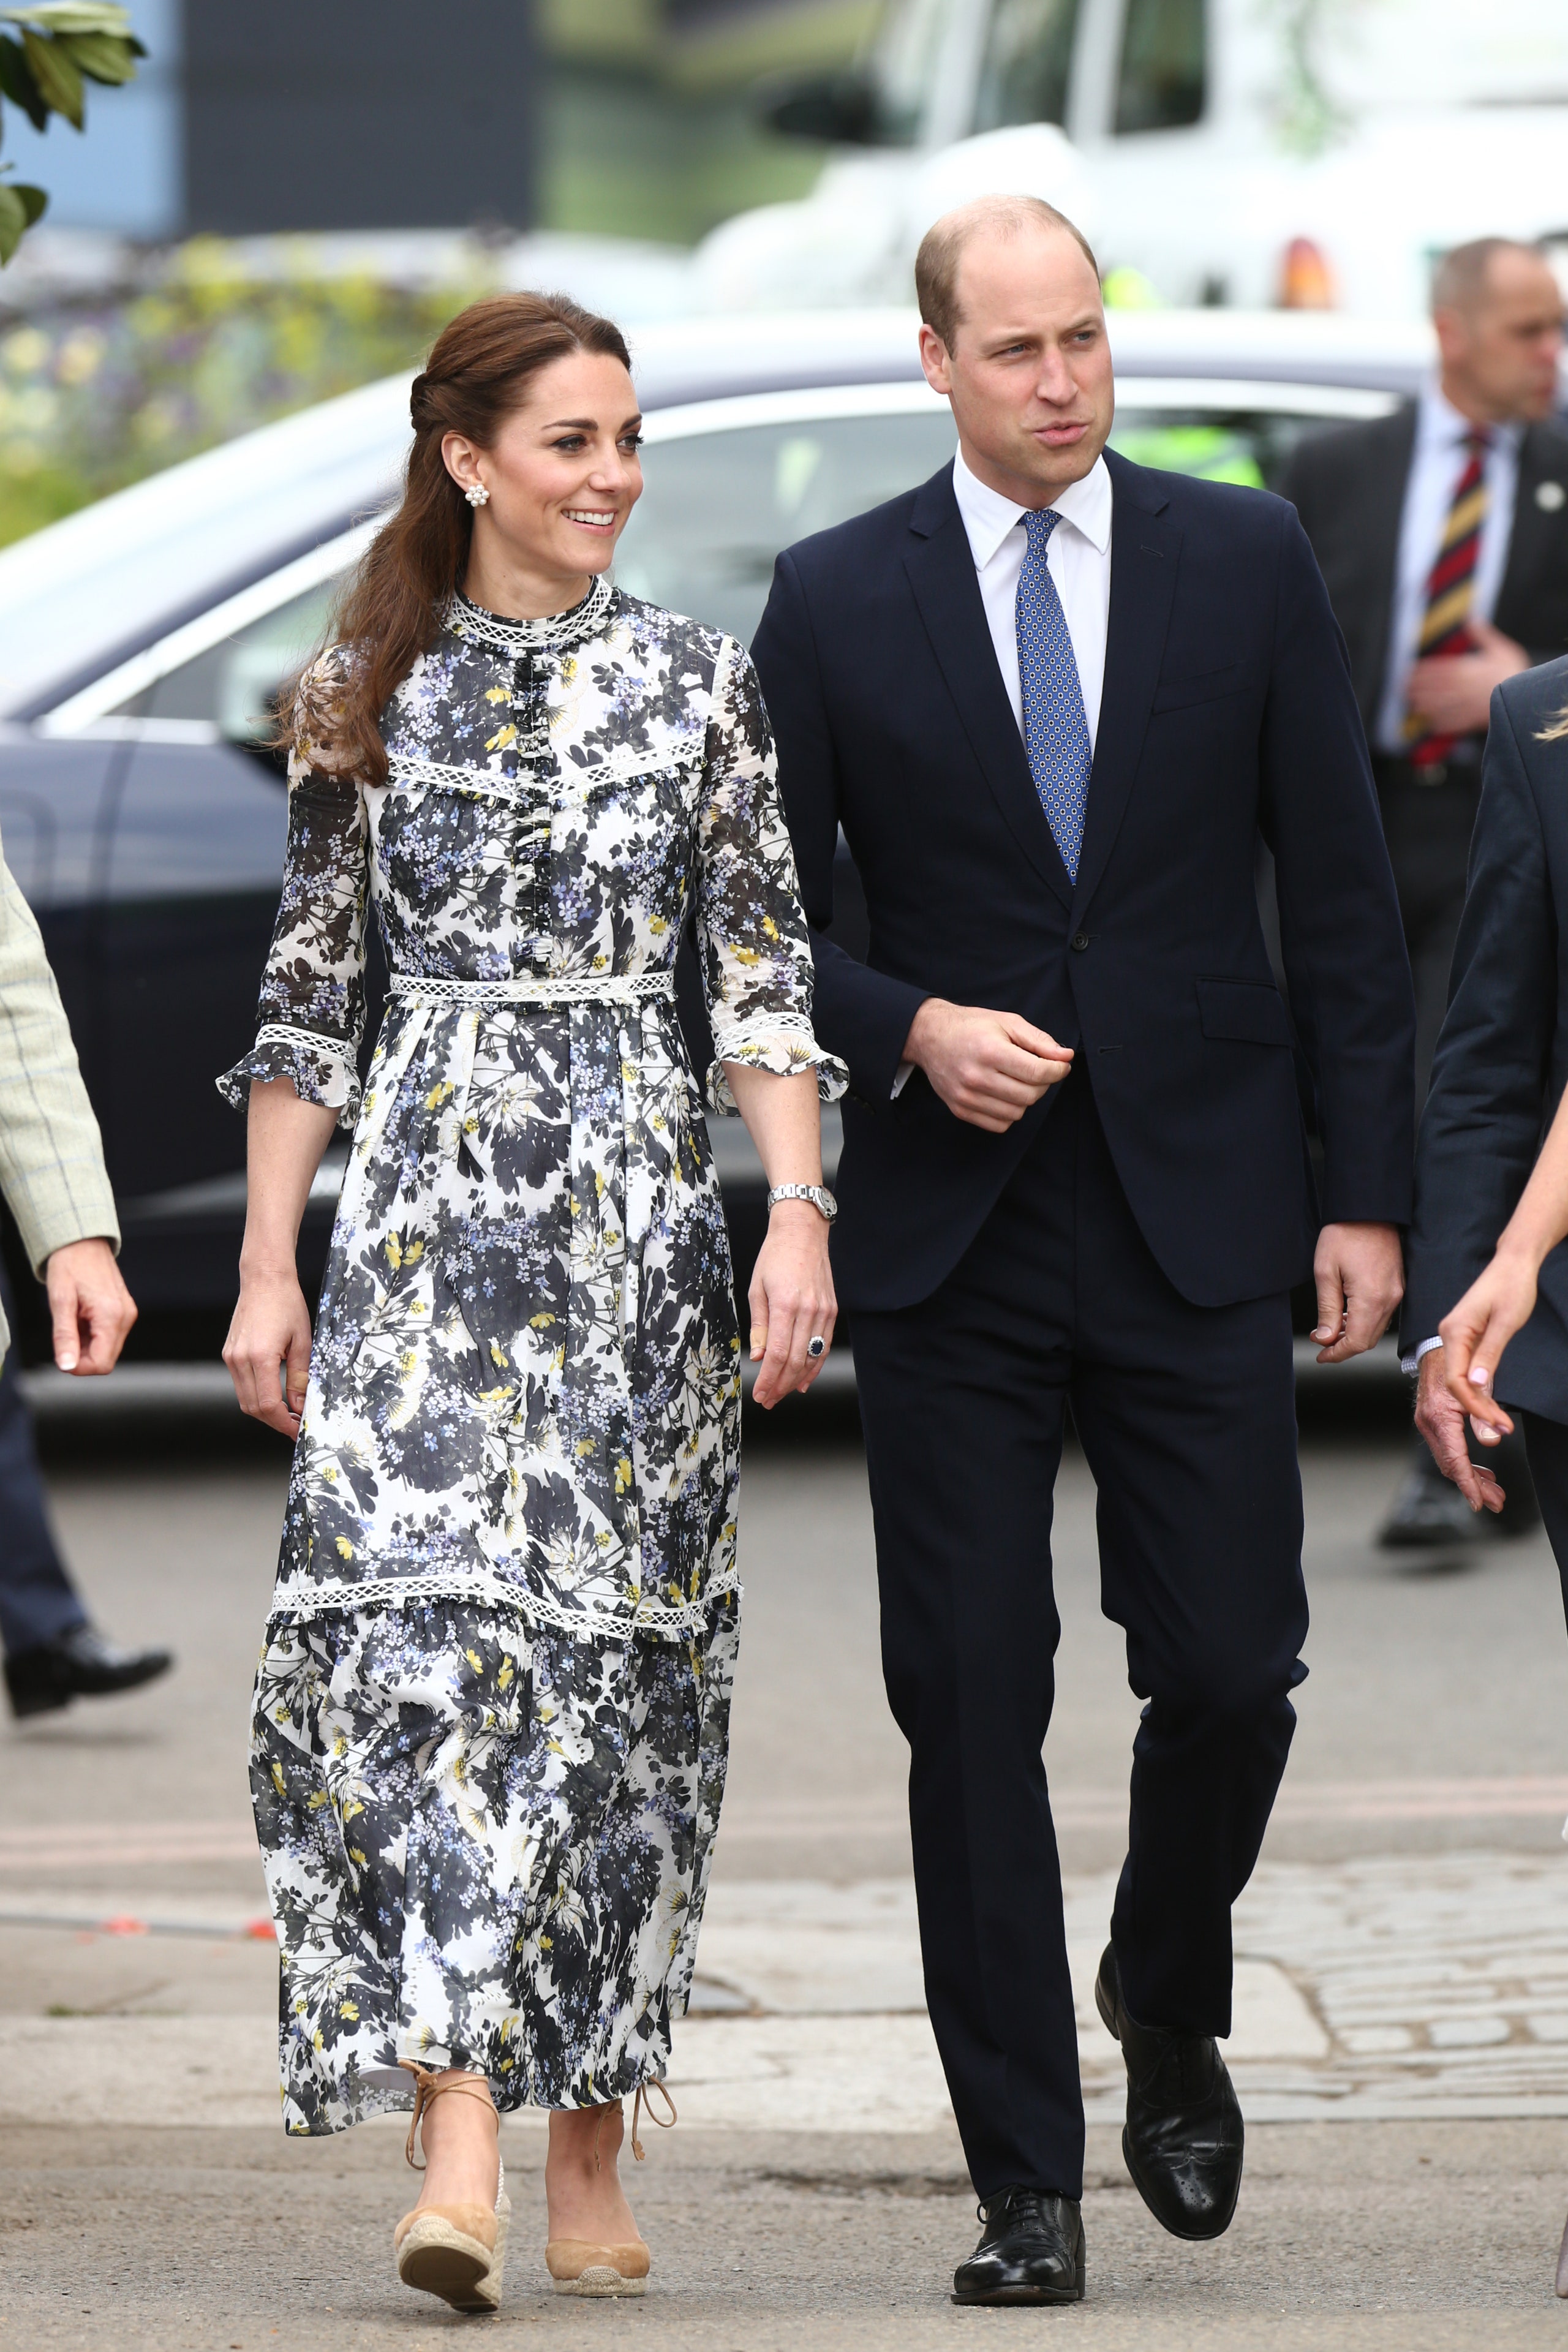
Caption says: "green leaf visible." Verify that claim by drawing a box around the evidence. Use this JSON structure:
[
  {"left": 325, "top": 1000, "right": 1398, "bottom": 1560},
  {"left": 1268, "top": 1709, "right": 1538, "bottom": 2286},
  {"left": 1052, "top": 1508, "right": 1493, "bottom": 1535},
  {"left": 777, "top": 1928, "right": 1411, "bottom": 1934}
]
[
  {"left": 15, "top": 178, "right": 45, "bottom": 224},
  {"left": 0, "top": 6, "right": 138, "bottom": 34},
  {"left": 20, "top": 24, "right": 84, "bottom": 125},
  {"left": 0, "top": 29, "right": 48, "bottom": 129},
  {"left": 0, "top": 183, "right": 28, "bottom": 265},
  {"left": 59, "top": 28, "right": 138, "bottom": 82}
]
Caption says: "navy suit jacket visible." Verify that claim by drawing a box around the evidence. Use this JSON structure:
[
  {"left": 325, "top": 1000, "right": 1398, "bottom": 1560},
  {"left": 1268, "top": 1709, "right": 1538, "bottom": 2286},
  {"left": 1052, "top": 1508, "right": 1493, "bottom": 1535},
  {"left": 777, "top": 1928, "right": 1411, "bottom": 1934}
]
[
  {"left": 752, "top": 449, "right": 1415, "bottom": 1312},
  {"left": 1402, "top": 657, "right": 1568, "bottom": 1418}
]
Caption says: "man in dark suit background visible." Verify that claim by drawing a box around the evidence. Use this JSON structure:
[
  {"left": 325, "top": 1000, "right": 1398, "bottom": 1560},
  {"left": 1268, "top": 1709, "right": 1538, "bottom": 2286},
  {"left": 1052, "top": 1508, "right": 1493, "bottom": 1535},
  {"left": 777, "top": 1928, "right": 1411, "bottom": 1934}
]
[
  {"left": 1401, "top": 660, "right": 1568, "bottom": 1593},
  {"left": 752, "top": 196, "right": 1414, "bottom": 2305},
  {"left": 1283, "top": 236, "right": 1568, "bottom": 1548}
]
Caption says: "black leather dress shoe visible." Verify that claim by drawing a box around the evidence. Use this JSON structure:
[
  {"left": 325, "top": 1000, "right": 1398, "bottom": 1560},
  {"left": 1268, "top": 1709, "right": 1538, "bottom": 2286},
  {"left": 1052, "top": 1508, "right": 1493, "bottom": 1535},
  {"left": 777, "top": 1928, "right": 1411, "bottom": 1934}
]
[
  {"left": 1096, "top": 1942, "right": 1243, "bottom": 2241},
  {"left": 951, "top": 2187, "right": 1085, "bottom": 2305},
  {"left": 5, "top": 1626, "right": 174, "bottom": 1719}
]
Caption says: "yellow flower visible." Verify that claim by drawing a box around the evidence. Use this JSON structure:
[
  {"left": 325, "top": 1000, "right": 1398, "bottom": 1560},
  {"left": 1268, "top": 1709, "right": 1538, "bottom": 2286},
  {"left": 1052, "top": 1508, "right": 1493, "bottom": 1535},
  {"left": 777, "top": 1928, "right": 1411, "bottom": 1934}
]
[
  {"left": 762, "top": 916, "right": 779, "bottom": 941},
  {"left": 576, "top": 1438, "right": 595, "bottom": 1457},
  {"left": 425, "top": 1082, "right": 453, "bottom": 1110},
  {"left": 614, "top": 1457, "right": 633, "bottom": 1493},
  {"left": 349, "top": 1849, "right": 367, "bottom": 1868},
  {"left": 335, "top": 1536, "right": 354, "bottom": 1560},
  {"left": 489, "top": 1340, "right": 508, "bottom": 1368},
  {"left": 313, "top": 2029, "right": 325, "bottom": 2051},
  {"left": 539, "top": 1933, "right": 552, "bottom": 1949},
  {"left": 466, "top": 1648, "right": 483, "bottom": 1672},
  {"left": 486, "top": 724, "right": 518, "bottom": 752},
  {"left": 385, "top": 1234, "right": 402, "bottom": 1270},
  {"left": 339, "top": 2000, "right": 359, "bottom": 2020},
  {"left": 649, "top": 916, "right": 668, "bottom": 935},
  {"left": 592, "top": 952, "right": 608, "bottom": 969},
  {"left": 497, "top": 1659, "right": 514, "bottom": 1691},
  {"left": 307, "top": 1790, "right": 328, "bottom": 1811},
  {"left": 530, "top": 1313, "right": 556, "bottom": 1329},
  {"left": 484, "top": 685, "right": 509, "bottom": 705}
]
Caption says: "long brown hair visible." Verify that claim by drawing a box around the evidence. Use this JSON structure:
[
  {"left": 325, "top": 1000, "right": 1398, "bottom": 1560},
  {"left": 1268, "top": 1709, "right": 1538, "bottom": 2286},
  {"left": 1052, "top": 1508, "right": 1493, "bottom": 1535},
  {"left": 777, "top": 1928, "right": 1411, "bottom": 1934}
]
[{"left": 294, "top": 292, "right": 633, "bottom": 785}]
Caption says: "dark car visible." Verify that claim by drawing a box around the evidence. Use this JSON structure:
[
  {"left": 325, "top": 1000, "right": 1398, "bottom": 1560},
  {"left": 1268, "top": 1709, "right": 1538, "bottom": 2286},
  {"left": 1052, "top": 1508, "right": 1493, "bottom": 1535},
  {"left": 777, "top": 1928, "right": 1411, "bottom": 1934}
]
[{"left": 0, "top": 306, "right": 1430, "bottom": 1359}]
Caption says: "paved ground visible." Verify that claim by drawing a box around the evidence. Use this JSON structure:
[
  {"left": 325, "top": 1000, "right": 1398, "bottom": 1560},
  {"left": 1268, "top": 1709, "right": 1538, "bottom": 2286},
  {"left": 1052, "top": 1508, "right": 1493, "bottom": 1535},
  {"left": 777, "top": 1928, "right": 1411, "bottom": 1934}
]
[{"left": 5, "top": 1385, "right": 1568, "bottom": 2343}]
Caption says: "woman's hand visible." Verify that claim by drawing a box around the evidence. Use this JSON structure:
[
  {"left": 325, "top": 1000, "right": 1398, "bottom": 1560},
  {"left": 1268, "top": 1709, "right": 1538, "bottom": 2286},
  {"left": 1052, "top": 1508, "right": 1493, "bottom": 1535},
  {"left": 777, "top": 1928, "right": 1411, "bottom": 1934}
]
[
  {"left": 224, "top": 1265, "right": 315, "bottom": 1437},
  {"left": 1439, "top": 1250, "right": 1540, "bottom": 1444},
  {"left": 748, "top": 1201, "right": 837, "bottom": 1409}
]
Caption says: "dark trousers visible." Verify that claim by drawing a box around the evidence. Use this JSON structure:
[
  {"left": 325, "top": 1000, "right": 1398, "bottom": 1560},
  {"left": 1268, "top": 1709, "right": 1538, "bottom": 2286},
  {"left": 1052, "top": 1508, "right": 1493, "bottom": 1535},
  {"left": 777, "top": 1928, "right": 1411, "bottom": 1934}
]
[
  {"left": 850, "top": 1071, "right": 1309, "bottom": 2202},
  {"left": 1376, "top": 762, "right": 1482, "bottom": 1102},
  {"left": 0, "top": 1256, "right": 84, "bottom": 1659},
  {"left": 1523, "top": 1415, "right": 1568, "bottom": 1611}
]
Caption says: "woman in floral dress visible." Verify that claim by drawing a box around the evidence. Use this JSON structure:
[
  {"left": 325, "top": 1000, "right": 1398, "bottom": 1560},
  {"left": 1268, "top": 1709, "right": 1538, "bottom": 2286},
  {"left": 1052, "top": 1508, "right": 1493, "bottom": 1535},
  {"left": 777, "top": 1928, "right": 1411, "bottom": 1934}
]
[{"left": 221, "top": 293, "right": 843, "bottom": 2312}]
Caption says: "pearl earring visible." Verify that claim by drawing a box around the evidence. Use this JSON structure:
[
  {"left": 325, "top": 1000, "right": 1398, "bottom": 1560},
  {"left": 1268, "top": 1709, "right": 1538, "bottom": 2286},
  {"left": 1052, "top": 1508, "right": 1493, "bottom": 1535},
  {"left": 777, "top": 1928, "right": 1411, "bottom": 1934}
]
[{"left": 465, "top": 482, "right": 489, "bottom": 508}]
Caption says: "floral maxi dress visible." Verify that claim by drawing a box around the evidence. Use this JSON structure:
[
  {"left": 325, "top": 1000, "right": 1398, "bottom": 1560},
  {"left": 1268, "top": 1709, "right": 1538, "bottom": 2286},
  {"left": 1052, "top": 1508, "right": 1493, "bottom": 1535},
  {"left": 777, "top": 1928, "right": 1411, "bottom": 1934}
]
[{"left": 220, "top": 577, "right": 843, "bottom": 2135}]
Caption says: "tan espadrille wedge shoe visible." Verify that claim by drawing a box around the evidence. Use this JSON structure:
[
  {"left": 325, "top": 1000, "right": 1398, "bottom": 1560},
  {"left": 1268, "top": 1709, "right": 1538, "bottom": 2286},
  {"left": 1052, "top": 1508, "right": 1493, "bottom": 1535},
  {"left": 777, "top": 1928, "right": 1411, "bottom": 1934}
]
[
  {"left": 394, "top": 2062, "right": 511, "bottom": 2315},
  {"left": 543, "top": 2081, "right": 676, "bottom": 2299}
]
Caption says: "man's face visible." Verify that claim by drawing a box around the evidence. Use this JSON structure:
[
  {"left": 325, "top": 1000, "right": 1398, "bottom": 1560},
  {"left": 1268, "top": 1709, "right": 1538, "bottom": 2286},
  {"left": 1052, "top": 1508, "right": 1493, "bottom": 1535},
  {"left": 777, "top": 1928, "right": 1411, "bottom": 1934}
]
[
  {"left": 919, "top": 228, "right": 1114, "bottom": 505},
  {"left": 1436, "top": 251, "right": 1566, "bottom": 425}
]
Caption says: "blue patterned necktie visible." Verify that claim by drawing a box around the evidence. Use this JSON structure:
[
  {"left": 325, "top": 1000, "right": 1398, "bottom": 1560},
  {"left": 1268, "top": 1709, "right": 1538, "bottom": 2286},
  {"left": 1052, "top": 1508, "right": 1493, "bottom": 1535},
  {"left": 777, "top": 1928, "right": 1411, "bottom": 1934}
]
[{"left": 1016, "top": 507, "right": 1092, "bottom": 883}]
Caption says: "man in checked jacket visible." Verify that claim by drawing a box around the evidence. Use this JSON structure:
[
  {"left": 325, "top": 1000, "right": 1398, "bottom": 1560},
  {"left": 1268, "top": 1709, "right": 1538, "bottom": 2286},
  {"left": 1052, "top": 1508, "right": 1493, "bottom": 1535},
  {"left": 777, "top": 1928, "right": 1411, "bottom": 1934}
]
[{"left": 0, "top": 833, "right": 171, "bottom": 1717}]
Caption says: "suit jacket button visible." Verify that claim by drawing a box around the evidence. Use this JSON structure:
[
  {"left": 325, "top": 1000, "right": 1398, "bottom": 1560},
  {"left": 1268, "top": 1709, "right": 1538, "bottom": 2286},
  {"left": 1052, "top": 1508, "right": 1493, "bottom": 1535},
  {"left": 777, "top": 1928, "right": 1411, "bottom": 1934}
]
[{"left": 1070, "top": 932, "right": 1090, "bottom": 952}]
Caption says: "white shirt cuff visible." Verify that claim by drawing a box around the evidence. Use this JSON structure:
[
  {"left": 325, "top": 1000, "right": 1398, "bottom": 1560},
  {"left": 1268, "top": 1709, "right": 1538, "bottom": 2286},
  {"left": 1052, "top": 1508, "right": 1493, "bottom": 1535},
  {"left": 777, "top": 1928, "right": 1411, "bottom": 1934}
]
[
  {"left": 892, "top": 1060, "right": 914, "bottom": 1099},
  {"left": 1399, "top": 1335, "right": 1442, "bottom": 1375}
]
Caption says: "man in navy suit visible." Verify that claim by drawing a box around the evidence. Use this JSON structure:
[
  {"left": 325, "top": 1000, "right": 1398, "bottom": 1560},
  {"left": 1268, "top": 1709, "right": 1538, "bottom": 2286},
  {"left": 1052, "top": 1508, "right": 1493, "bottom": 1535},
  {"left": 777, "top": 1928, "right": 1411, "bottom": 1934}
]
[{"left": 751, "top": 197, "right": 1415, "bottom": 2304}]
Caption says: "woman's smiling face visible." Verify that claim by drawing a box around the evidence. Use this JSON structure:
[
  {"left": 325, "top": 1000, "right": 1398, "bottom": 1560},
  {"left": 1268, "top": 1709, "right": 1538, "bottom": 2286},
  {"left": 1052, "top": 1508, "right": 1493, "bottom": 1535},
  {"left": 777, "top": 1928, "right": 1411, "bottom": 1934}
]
[{"left": 441, "top": 348, "right": 644, "bottom": 595}]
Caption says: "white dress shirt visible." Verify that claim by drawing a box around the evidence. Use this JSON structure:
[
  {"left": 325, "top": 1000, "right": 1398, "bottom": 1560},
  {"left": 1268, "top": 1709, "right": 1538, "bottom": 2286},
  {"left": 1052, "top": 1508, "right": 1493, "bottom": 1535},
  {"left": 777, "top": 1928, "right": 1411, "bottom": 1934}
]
[
  {"left": 951, "top": 443, "right": 1114, "bottom": 748},
  {"left": 1374, "top": 379, "right": 1523, "bottom": 756},
  {"left": 891, "top": 447, "right": 1114, "bottom": 1097}
]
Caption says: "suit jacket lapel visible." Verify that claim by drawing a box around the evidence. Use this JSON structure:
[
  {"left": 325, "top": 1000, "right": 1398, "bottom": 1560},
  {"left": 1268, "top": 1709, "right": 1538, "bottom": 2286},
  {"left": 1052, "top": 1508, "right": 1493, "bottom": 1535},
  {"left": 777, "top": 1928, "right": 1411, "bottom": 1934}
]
[
  {"left": 902, "top": 466, "right": 1072, "bottom": 909},
  {"left": 1355, "top": 403, "right": 1417, "bottom": 732},
  {"left": 1498, "top": 423, "right": 1568, "bottom": 644},
  {"left": 1069, "top": 451, "right": 1180, "bottom": 925}
]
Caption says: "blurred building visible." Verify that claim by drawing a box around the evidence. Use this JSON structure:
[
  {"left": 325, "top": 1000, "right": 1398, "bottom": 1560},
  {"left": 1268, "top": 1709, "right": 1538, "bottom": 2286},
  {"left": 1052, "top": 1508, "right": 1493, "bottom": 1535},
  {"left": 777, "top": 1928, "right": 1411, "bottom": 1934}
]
[{"left": 1, "top": 0, "right": 539, "bottom": 238}]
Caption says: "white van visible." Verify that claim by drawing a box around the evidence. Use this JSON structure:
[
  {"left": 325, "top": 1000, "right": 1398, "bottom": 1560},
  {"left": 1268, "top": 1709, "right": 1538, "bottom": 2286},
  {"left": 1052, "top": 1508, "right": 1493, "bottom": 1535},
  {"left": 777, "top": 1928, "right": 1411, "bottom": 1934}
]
[{"left": 695, "top": 0, "right": 1568, "bottom": 318}]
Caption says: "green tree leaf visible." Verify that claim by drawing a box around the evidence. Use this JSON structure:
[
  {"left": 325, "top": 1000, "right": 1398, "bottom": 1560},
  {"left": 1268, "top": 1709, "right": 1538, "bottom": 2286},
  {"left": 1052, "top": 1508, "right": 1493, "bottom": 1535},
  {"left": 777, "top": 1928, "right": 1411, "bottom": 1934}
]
[
  {"left": 19, "top": 25, "right": 85, "bottom": 126},
  {"left": 0, "top": 181, "right": 26, "bottom": 263},
  {"left": 58, "top": 29, "right": 137, "bottom": 82},
  {"left": 0, "top": 29, "right": 48, "bottom": 129},
  {"left": 0, "top": 5, "right": 138, "bottom": 33}
]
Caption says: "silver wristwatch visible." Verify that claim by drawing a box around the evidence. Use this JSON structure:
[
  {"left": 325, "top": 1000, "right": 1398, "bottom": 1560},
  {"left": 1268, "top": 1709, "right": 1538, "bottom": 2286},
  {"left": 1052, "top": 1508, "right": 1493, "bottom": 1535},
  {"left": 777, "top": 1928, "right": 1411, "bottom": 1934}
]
[{"left": 766, "top": 1183, "right": 838, "bottom": 1223}]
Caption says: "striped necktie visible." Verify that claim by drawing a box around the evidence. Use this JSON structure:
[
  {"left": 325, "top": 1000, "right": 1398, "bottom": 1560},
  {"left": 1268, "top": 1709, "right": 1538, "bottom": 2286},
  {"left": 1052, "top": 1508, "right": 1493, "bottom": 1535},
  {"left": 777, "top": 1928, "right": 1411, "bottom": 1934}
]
[
  {"left": 1404, "top": 426, "right": 1491, "bottom": 767},
  {"left": 1017, "top": 507, "right": 1093, "bottom": 881}
]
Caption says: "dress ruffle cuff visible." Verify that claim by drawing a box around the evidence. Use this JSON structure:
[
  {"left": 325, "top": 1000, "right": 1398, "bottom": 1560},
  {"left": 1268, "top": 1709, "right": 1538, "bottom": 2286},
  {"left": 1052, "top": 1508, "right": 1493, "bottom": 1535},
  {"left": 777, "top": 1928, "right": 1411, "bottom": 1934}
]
[
  {"left": 706, "top": 1018, "right": 848, "bottom": 1117},
  {"left": 217, "top": 1024, "right": 362, "bottom": 1128}
]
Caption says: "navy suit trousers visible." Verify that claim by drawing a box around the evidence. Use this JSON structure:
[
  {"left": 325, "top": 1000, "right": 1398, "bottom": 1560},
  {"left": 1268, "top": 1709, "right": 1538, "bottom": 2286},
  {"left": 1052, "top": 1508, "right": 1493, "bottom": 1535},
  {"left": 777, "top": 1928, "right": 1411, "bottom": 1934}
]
[{"left": 850, "top": 1069, "right": 1308, "bottom": 2200}]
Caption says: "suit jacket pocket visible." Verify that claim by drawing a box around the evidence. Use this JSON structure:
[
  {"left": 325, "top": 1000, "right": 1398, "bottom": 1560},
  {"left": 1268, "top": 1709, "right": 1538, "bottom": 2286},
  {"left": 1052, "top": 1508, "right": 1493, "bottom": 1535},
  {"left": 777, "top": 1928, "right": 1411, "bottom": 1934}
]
[
  {"left": 1151, "top": 663, "right": 1243, "bottom": 714},
  {"left": 1196, "top": 976, "right": 1292, "bottom": 1046}
]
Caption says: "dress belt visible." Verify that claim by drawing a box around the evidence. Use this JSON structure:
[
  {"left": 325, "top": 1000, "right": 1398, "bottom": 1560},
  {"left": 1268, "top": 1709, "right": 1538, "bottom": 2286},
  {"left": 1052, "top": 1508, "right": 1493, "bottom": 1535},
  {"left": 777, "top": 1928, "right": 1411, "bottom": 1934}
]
[{"left": 388, "top": 971, "right": 677, "bottom": 1008}]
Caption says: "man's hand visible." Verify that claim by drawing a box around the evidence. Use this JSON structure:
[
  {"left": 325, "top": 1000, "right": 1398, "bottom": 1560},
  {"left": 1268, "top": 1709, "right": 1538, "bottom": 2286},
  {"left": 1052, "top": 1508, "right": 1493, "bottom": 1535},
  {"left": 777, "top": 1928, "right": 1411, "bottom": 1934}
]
[
  {"left": 904, "top": 998, "right": 1074, "bottom": 1133},
  {"left": 44, "top": 1236, "right": 137, "bottom": 1376},
  {"left": 1310, "top": 1221, "right": 1404, "bottom": 1363},
  {"left": 1406, "top": 618, "right": 1529, "bottom": 738},
  {"left": 1414, "top": 1345, "right": 1506, "bottom": 1515}
]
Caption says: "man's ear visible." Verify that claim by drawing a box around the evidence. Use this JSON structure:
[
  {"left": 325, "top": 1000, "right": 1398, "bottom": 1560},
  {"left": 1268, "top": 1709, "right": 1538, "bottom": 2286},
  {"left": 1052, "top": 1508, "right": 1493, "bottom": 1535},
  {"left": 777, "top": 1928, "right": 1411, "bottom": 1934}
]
[{"left": 918, "top": 322, "right": 954, "bottom": 396}]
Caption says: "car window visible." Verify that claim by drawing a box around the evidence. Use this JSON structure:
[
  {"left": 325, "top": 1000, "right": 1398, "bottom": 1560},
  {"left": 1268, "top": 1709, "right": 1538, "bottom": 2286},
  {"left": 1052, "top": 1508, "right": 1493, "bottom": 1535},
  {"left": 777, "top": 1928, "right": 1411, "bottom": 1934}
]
[
  {"left": 111, "top": 579, "right": 336, "bottom": 744},
  {"left": 972, "top": 0, "right": 1084, "bottom": 133},
  {"left": 614, "top": 410, "right": 960, "bottom": 646},
  {"left": 1107, "top": 407, "right": 1344, "bottom": 492},
  {"left": 91, "top": 393, "right": 1380, "bottom": 724},
  {"left": 1114, "top": 0, "right": 1205, "bottom": 134}
]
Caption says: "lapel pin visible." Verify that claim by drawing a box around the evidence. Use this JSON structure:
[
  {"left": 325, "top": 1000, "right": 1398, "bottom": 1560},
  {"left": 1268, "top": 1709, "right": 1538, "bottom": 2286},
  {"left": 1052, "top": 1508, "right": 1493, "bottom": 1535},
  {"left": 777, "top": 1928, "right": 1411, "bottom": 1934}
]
[{"left": 1536, "top": 480, "right": 1566, "bottom": 511}]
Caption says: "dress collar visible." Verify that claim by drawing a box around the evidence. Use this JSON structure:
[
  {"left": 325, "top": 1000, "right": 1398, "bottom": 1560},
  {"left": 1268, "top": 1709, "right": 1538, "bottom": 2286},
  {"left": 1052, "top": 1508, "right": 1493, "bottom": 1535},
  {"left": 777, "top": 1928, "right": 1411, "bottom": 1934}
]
[
  {"left": 952, "top": 444, "right": 1113, "bottom": 568},
  {"left": 445, "top": 572, "right": 614, "bottom": 656}
]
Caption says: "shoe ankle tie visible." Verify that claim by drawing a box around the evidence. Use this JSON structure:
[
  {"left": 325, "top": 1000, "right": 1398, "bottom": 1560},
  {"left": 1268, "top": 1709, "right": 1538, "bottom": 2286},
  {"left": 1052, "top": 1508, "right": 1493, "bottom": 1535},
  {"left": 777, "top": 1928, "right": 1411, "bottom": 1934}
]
[
  {"left": 398, "top": 2059, "right": 499, "bottom": 2171},
  {"left": 631, "top": 2080, "right": 677, "bottom": 2162}
]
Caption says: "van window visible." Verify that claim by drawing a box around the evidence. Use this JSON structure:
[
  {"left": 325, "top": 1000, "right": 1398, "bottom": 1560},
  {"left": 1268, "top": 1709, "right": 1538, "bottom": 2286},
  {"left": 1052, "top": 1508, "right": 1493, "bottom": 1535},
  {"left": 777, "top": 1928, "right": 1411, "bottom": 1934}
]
[
  {"left": 1115, "top": 0, "right": 1205, "bottom": 134},
  {"left": 973, "top": 0, "right": 1083, "bottom": 132}
]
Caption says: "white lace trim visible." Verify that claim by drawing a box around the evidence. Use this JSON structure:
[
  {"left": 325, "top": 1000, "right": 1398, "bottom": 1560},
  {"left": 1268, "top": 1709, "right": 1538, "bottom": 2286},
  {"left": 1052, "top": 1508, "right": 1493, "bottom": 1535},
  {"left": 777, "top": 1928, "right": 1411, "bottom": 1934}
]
[
  {"left": 254, "top": 1021, "right": 355, "bottom": 1062},
  {"left": 445, "top": 576, "right": 614, "bottom": 655},
  {"left": 267, "top": 1564, "right": 737, "bottom": 1640},
  {"left": 389, "top": 971, "right": 677, "bottom": 1009},
  {"left": 385, "top": 753, "right": 552, "bottom": 810}
]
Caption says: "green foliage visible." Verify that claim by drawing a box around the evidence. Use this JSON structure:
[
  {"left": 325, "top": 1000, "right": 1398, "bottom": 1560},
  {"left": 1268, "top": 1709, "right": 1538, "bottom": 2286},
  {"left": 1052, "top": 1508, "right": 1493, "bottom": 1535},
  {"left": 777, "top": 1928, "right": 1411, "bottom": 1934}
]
[
  {"left": 0, "top": 245, "right": 499, "bottom": 547},
  {"left": 1265, "top": 0, "right": 1364, "bottom": 158},
  {"left": 0, "top": 2, "right": 145, "bottom": 261}
]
